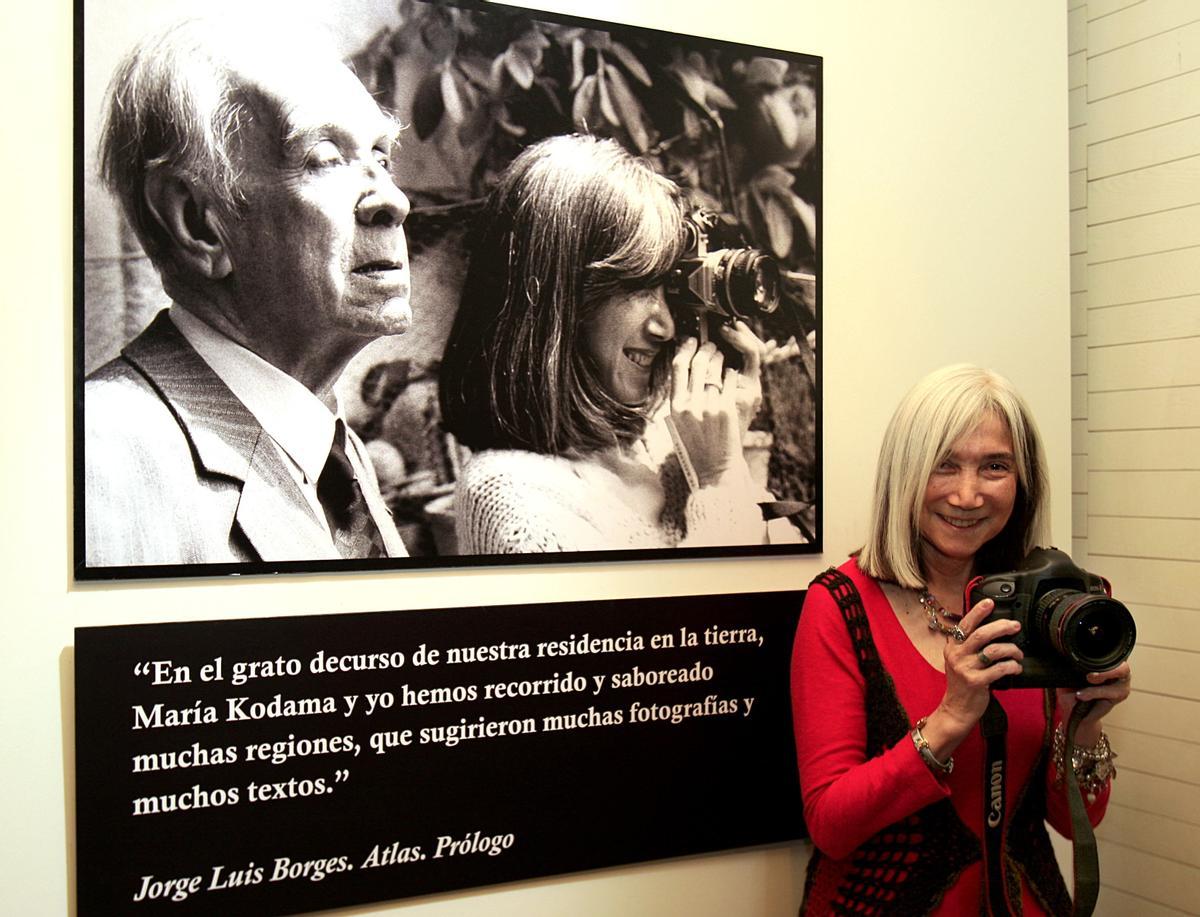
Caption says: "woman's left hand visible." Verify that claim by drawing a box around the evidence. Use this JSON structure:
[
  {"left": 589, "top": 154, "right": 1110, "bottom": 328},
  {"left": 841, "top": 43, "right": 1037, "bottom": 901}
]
[
  {"left": 716, "top": 320, "right": 765, "bottom": 438},
  {"left": 1056, "top": 662, "right": 1132, "bottom": 744}
]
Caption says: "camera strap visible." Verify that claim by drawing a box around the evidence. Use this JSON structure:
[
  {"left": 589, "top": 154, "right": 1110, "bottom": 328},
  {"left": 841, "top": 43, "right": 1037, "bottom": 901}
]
[
  {"left": 1064, "top": 699, "right": 1100, "bottom": 916},
  {"left": 980, "top": 694, "right": 1100, "bottom": 917},
  {"left": 979, "top": 696, "right": 1012, "bottom": 916}
]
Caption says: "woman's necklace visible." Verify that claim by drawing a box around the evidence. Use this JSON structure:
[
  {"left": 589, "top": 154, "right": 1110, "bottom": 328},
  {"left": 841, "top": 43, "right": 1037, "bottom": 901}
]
[{"left": 917, "top": 589, "right": 964, "bottom": 639}]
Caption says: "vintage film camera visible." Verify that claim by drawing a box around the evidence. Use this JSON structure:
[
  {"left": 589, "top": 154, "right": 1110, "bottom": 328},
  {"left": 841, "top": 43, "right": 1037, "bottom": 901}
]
[
  {"left": 966, "top": 547, "right": 1136, "bottom": 689},
  {"left": 663, "top": 210, "right": 781, "bottom": 366}
]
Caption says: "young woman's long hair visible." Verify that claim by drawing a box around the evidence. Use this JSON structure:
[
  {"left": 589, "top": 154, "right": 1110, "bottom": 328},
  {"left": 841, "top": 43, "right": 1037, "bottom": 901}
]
[{"left": 439, "top": 135, "right": 686, "bottom": 455}]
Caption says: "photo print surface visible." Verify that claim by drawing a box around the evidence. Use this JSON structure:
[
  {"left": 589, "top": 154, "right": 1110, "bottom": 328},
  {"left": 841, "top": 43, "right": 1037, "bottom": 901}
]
[{"left": 76, "top": 0, "right": 822, "bottom": 579}]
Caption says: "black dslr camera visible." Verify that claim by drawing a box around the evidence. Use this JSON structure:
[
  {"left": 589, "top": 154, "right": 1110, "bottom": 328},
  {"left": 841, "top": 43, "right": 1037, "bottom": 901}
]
[
  {"left": 663, "top": 211, "right": 780, "bottom": 362},
  {"left": 966, "top": 547, "right": 1136, "bottom": 689}
]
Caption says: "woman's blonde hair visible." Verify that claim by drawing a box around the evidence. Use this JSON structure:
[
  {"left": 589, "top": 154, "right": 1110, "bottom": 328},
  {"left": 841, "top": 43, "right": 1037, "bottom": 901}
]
[{"left": 858, "top": 363, "right": 1049, "bottom": 588}]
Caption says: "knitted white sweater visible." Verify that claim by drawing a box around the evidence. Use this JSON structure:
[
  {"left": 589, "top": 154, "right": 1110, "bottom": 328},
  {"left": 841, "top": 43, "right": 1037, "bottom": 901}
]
[{"left": 454, "top": 422, "right": 797, "bottom": 554}]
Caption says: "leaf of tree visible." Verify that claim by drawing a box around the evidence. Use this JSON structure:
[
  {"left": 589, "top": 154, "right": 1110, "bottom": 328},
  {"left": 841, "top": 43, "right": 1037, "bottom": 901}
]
[
  {"left": 572, "top": 74, "right": 598, "bottom": 132},
  {"left": 596, "top": 56, "right": 620, "bottom": 125},
  {"left": 456, "top": 56, "right": 493, "bottom": 91},
  {"left": 610, "top": 41, "right": 652, "bottom": 86},
  {"left": 411, "top": 71, "right": 445, "bottom": 140},
  {"left": 761, "top": 90, "right": 801, "bottom": 150},
  {"left": 606, "top": 66, "right": 650, "bottom": 152},
  {"left": 535, "top": 76, "right": 566, "bottom": 116},
  {"left": 790, "top": 194, "right": 816, "bottom": 247},
  {"left": 420, "top": 13, "right": 457, "bottom": 58},
  {"left": 497, "top": 111, "right": 527, "bottom": 137},
  {"left": 669, "top": 61, "right": 709, "bottom": 108},
  {"left": 489, "top": 54, "right": 507, "bottom": 93},
  {"left": 440, "top": 67, "right": 466, "bottom": 124},
  {"left": 755, "top": 164, "right": 796, "bottom": 194},
  {"left": 570, "top": 37, "right": 585, "bottom": 90},
  {"left": 744, "top": 56, "right": 787, "bottom": 89},
  {"left": 704, "top": 82, "right": 737, "bottom": 110},
  {"left": 762, "top": 194, "right": 794, "bottom": 258},
  {"left": 504, "top": 46, "right": 535, "bottom": 90},
  {"left": 456, "top": 102, "right": 492, "bottom": 145}
]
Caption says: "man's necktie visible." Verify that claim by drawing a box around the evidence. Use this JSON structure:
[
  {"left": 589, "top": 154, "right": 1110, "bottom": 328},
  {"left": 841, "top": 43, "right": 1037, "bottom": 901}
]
[{"left": 317, "top": 420, "right": 385, "bottom": 559}]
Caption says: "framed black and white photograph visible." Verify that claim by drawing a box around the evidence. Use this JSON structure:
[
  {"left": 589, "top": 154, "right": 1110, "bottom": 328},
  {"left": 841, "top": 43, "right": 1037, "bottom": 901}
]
[{"left": 76, "top": 0, "right": 822, "bottom": 580}]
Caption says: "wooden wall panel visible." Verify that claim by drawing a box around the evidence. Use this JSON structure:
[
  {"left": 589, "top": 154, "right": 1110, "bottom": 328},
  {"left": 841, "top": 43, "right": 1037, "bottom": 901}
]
[
  {"left": 1115, "top": 646, "right": 1200, "bottom": 697},
  {"left": 1069, "top": 4, "right": 1089, "bottom": 55},
  {"left": 1105, "top": 727, "right": 1200, "bottom": 784},
  {"left": 1122, "top": 603, "right": 1200, "bottom": 654},
  {"left": 1089, "top": 428, "right": 1200, "bottom": 469},
  {"left": 1071, "top": 166, "right": 1088, "bottom": 209},
  {"left": 1097, "top": 839, "right": 1200, "bottom": 913},
  {"left": 1088, "top": 159, "right": 1200, "bottom": 225},
  {"left": 1087, "top": 69, "right": 1200, "bottom": 141},
  {"left": 1096, "top": 886, "right": 1193, "bottom": 917},
  {"left": 1088, "top": 204, "right": 1200, "bottom": 261},
  {"left": 1088, "top": 19, "right": 1200, "bottom": 99},
  {"left": 1072, "top": 373, "right": 1089, "bottom": 414},
  {"left": 1089, "top": 385, "right": 1200, "bottom": 429},
  {"left": 1106, "top": 692, "right": 1200, "bottom": 739},
  {"left": 1071, "top": 291, "right": 1088, "bottom": 335},
  {"left": 1088, "top": 0, "right": 1200, "bottom": 56},
  {"left": 1089, "top": 118, "right": 1200, "bottom": 180},
  {"left": 1072, "top": 492, "right": 1089, "bottom": 536},
  {"left": 1087, "top": 336, "right": 1200, "bottom": 387},
  {"left": 1074, "top": 554, "right": 1200, "bottom": 608},
  {"left": 1072, "top": 452, "right": 1089, "bottom": 484},
  {"left": 1072, "top": 417, "right": 1090, "bottom": 455},
  {"left": 1085, "top": 0, "right": 1140, "bottom": 19},
  {"left": 1088, "top": 515, "right": 1200, "bottom": 559},
  {"left": 1070, "top": 85, "right": 1088, "bottom": 128},
  {"left": 1088, "top": 295, "right": 1200, "bottom": 347},
  {"left": 1088, "top": 471, "right": 1200, "bottom": 516},
  {"left": 1096, "top": 806, "right": 1200, "bottom": 868},
  {"left": 1065, "top": 1, "right": 1200, "bottom": 908},
  {"left": 1069, "top": 48, "right": 1088, "bottom": 90},
  {"left": 1111, "top": 771, "right": 1200, "bottom": 826}
]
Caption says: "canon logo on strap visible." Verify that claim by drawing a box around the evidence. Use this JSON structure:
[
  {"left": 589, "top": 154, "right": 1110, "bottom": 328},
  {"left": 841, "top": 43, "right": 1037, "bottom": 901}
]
[{"left": 987, "top": 760, "right": 1005, "bottom": 828}]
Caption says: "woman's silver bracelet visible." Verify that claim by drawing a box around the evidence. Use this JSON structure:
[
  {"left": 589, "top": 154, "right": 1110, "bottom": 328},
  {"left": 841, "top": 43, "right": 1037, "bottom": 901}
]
[{"left": 1052, "top": 723, "right": 1117, "bottom": 804}]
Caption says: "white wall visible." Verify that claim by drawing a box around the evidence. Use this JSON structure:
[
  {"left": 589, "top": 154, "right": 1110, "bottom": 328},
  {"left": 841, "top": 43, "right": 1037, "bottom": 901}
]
[
  {"left": 0, "top": 1, "right": 1071, "bottom": 914},
  {"left": 1069, "top": 1, "right": 1200, "bottom": 913}
]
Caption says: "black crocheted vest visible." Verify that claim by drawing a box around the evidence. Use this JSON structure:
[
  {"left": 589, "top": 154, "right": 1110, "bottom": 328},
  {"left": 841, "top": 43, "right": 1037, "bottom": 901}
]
[{"left": 798, "top": 568, "right": 1073, "bottom": 916}]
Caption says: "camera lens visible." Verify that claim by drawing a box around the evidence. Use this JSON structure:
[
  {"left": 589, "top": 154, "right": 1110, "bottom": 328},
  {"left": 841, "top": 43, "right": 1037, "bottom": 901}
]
[
  {"left": 1038, "top": 590, "right": 1136, "bottom": 672},
  {"left": 723, "top": 250, "right": 780, "bottom": 317}
]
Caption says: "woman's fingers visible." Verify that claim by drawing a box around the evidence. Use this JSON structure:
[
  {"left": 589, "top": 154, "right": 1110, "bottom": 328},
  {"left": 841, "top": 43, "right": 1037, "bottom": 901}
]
[
  {"left": 699, "top": 345, "right": 725, "bottom": 395},
  {"left": 943, "top": 598, "right": 1024, "bottom": 684},
  {"left": 973, "top": 641, "right": 1024, "bottom": 667},
  {"left": 1075, "top": 662, "right": 1132, "bottom": 708},
  {"left": 719, "top": 320, "right": 765, "bottom": 378},
  {"left": 671, "top": 337, "right": 698, "bottom": 409}
]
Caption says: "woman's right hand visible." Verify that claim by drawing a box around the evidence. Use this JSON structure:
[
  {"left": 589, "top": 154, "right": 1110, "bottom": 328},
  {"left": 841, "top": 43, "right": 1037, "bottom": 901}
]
[
  {"left": 920, "top": 598, "right": 1025, "bottom": 760},
  {"left": 668, "top": 337, "right": 742, "bottom": 487}
]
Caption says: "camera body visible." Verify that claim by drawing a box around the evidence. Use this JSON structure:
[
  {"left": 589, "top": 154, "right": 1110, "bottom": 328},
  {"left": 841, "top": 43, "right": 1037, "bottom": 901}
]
[
  {"left": 663, "top": 210, "right": 780, "bottom": 362},
  {"left": 966, "top": 547, "right": 1136, "bottom": 689}
]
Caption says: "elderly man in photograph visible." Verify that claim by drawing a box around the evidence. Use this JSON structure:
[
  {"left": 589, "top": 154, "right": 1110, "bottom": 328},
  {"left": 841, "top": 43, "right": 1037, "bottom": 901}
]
[{"left": 84, "top": 19, "right": 411, "bottom": 566}]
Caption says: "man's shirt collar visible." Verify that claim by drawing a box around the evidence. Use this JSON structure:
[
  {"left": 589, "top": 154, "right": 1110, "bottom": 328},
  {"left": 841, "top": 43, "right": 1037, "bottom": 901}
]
[{"left": 169, "top": 305, "right": 339, "bottom": 483}]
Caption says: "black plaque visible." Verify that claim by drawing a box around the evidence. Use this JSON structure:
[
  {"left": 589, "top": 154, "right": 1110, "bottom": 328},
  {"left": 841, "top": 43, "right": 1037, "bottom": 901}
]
[{"left": 76, "top": 592, "right": 805, "bottom": 915}]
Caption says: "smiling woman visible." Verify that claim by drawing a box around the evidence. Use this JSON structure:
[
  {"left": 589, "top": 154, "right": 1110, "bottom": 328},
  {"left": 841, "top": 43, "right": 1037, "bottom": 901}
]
[
  {"left": 790, "top": 364, "right": 1132, "bottom": 915},
  {"left": 438, "top": 134, "right": 801, "bottom": 554}
]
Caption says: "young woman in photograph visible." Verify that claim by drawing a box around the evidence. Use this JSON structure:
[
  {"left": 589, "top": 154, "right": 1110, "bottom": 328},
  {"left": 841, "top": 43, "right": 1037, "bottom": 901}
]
[
  {"left": 439, "top": 134, "right": 798, "bottom": 554},
  {"left": 791, "top": 363, "right": 1131, "bottom": 915}
]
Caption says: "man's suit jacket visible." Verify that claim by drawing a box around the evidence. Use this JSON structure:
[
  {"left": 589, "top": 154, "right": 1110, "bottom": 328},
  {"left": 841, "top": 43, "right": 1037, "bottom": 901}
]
[{"left": 83, "top": 311, "right": 407, "bottom": 567}]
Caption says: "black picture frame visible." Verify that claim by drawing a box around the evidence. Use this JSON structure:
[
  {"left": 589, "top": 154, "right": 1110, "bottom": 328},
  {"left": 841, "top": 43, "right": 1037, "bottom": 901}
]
[{"left": 75, "top": 0, "right": 822, "bottom": 581}]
